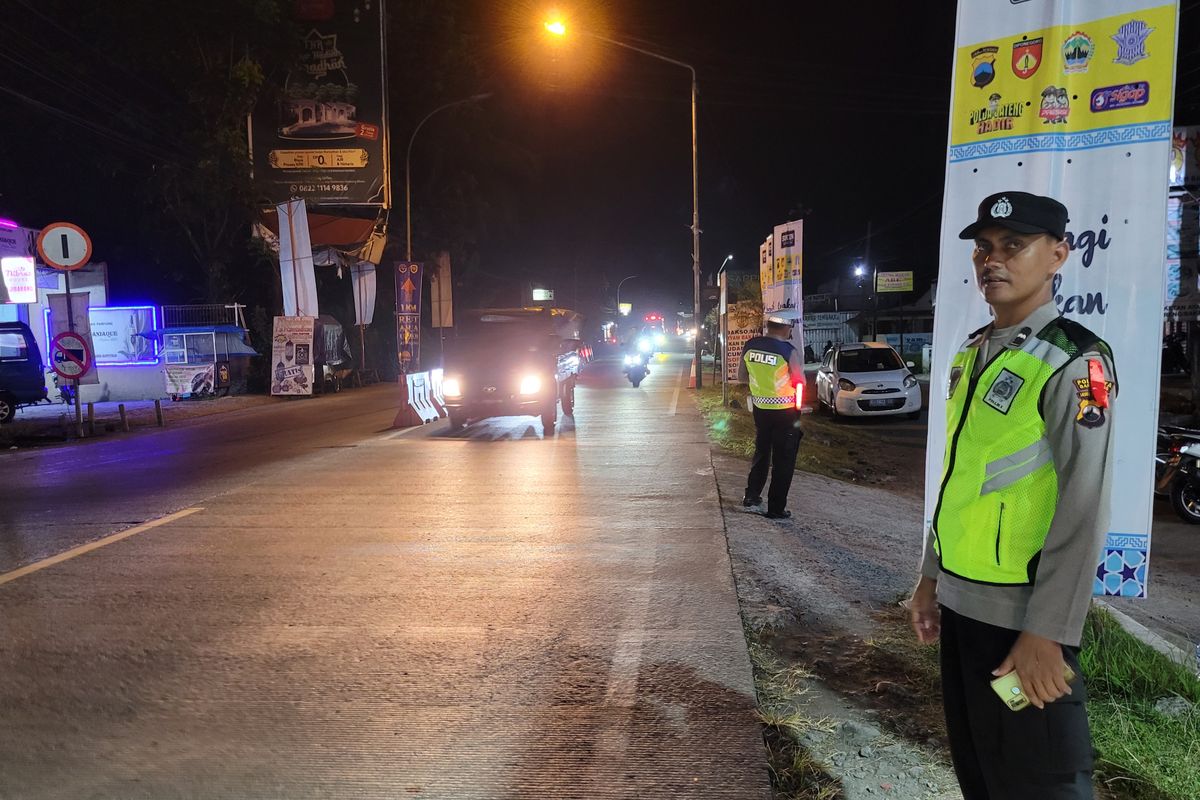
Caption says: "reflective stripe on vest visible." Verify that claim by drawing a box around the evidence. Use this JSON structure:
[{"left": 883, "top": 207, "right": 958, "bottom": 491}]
[
  {"left": 932, "top": 327, "right": 1077, "bottom": 585},
  {"left": 745, "top": 347, "right": 795, "bottom": 409}
]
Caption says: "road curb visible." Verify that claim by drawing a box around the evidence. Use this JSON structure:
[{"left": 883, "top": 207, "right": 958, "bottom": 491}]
[{"left": 1095, "top": 599, "right": 1198, "bottom": 674}]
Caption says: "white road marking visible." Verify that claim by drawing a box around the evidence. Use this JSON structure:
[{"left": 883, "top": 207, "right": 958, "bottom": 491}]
[
  {"left": 669, "top": 384, "right": 681, "bottom": 416},
  {"left": 0, "top": 508, "right": 204, "bottom": 587},
  {"left": 383, "top": 421, "right": 439, "bottom": 439}
]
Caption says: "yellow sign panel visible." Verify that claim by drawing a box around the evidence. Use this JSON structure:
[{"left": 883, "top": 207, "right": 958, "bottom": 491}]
[
  {"left": 877, "top": 271, "right": 914, "bottom": 293},
  {"left": 950, "top": 5, "right": 1175, "bottom": 148},
  {"left": 268, "top": 149, "right": 370, "bottom": 170}
]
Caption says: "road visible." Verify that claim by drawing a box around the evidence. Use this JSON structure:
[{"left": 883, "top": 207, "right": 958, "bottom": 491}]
[{"left": 0, "top": 350, "right": 769, "bottom": 799}]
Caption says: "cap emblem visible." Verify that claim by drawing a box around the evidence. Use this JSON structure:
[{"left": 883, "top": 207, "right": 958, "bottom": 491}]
[{"left": 990, "top": 197, "right": 1013, "bottom": 218}]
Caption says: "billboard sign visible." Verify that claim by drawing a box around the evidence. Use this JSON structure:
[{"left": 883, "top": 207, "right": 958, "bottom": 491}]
[
  {"left": 252, "top": 0, "right": 389, "bottom": 206},
  {"left": 877, "top": 271, "right": 914, "bottom": 293}
]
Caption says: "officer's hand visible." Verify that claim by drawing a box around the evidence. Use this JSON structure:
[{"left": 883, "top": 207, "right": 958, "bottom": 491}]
[
  {"left": 908, "top": 577, "right": 940, "bottom": 645},
  {"left": 993, "top": 631, "right": 1072, "bottom": 709}
]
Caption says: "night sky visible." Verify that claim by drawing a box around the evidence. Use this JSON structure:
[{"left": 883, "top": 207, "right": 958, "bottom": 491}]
[{"left": 2, "top": 1, "right": 1198, "bottom": 322}]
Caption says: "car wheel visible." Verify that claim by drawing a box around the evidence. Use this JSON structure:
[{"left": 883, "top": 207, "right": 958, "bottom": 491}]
[{"left": 0, "top": 393, "right": 14, "bottom": 425}]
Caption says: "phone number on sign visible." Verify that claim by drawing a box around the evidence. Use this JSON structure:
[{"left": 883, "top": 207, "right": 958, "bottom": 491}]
[{"left": 290, "top": 184, "right": 351, "bottom": 193}]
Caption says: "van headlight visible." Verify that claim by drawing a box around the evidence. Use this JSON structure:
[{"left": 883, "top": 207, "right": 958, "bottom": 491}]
[
  {"left": 443, "top": 377, "right": 463, "bottom": 397},
  {"left": 519, "top": 374, "right": 542, "bottom": 395}
]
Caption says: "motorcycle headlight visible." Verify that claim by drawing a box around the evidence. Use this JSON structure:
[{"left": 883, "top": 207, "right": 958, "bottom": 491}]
[
  {"left": 443, "top": 377, "right": 463, "bottom": 397},
  {"left": 903, "top": 374, "right": 918, "bottom": 389},
  {"left": 519, "top": 374, "right": 542, "bottom": 395},
  {"left": 837, "top": 378, "right": 856, "bottom": 392}
]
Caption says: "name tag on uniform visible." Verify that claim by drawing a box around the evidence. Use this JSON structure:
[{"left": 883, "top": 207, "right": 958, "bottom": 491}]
[{"left": 982, "top": 369, "right": 1024, "bottom": 414}]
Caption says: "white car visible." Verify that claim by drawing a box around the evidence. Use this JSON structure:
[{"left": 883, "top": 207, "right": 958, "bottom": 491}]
[{"left": 815, "top": 342, "right": 922, "bottom": 419}]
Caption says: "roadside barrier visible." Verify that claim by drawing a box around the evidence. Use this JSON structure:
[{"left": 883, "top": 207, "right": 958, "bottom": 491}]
[
  {"left": 393, "top": 371, "right": 444, "bottom": 428},
  {"left": 429, "top": 368, "right": 447, "bottom": 414}
]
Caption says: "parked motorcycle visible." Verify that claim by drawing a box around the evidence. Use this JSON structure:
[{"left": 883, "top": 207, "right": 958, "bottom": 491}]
[
  {"left": 1155, "top": 425, "right": 1200, "bottom": 523},
  {"left": 623, "top": 353, "right": 649, "bottom": 387}
]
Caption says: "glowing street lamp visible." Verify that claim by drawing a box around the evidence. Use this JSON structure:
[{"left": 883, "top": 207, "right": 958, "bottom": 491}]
[{"left": 542, "top": 13, "right": 703, "bottom": 387}]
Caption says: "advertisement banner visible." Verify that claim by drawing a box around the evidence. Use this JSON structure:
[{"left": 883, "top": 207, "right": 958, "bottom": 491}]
[
  {"left": 164, "top": 364, "right": 216, "bottom": 396},
  {"left": 0, "top": 226, "right": 35, "bottom": 304},
  {"left": 83, "top": 306, "right": 157, "bottom": 365},
  {"left": 271, "top": 316, "right": 316, "bottom": 396},
  {"left": 759, "top": 235, "right": 775, "bottom": 317},
  {"left": 251, "top": 0, "right": 389, "bottom": 206},
  {"left": 395, "top": 261, "right": 423, "bottom": 371},
  {"left": 431, "top": 251, "right": 454, "bottom": 328},
  {"left": 1169, "top": 125, "right": 1199, "bottom": 187},
  {"left": 772, "top": 220, "right": 806, "bottom": 361},
  {"left": 724, "top": 303, "right": 759, "bottom": 382},
  {"left": 46, "top": 292, "right": 98, "bottom": 385},
  {"left": 877, "top": 271, "right": 915, "bottom": 293},
  {"left": 928, "top": 1, "right": 1179, "bottom": 599}
]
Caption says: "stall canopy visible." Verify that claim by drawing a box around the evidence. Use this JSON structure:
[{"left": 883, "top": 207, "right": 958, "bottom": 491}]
[{"left": 140, "top": 325, "right": 259, "bottom": 363}]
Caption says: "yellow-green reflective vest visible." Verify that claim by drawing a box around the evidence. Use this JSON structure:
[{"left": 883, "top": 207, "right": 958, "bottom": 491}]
[
  {"left": 933, "top": 319, "right": 1102, "bottom": 585},
  {"left": 744, "top": 341, "right": 796, "bottom": 409}
]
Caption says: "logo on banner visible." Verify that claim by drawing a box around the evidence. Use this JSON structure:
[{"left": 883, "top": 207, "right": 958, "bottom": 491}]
[
  {"left": 1112, "top": 19, "right": 1153, "bottom": 66},
  {"left": 1062, "top": 31, "right": 1094, "bottom": 73},
  {"left": 780, "top": 230, "right": 796, "bottom": 248},
  {"left": 1039, "top": 86, "right": 1070, "bottom": 125},
  {"left": 990, "top": 196, "right": 1013, "bottom": 218},
  {"left": 970, "top": 94, "right": 1024, "bottom": 134},
  {"left": 971, "top": 46, "right": 998, "bottom": 88},
  {"left": 1012, "top": 37, "right": 1043, "bottom": 79},
  {"left": 1091, "top": 82, "right": 1150, "bottom": 112}
]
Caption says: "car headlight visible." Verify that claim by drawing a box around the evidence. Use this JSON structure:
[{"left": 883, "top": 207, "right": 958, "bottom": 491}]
[
  {"left": 637, "top": 338, "right": 652, "bottom": 353},
  {"left": 519, "top": 374, "right": 542, "bottom": 395},
  {"left": 837, "top": 378, "right": 856, "bottom": 392},
  {"left": 903, "top": 374, "right": 918, "bottom": 389},
  {"left": 443, "top": 377, "right": 463, "bottom": 397}
]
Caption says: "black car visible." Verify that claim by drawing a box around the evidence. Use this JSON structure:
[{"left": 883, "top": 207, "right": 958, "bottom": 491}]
[
  {"left": 441, "top": 308, "right": 583, "bottom": 434},
  {"left": 0, "top": 321, "right": 48, "bottom": 424}
]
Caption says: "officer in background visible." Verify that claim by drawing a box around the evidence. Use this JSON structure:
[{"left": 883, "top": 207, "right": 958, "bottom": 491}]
[
  {"left": 909, "top": 191, "right": 1117, "bottom": 799},
  {"left": 738, "top": 316, "right": 804, "bottom": 520}
]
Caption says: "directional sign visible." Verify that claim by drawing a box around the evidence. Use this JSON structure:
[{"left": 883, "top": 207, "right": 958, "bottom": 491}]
[
  {"left": 36, "top": 222, "right": 92, "bottom": 271},
  {"left": 51, "top": 330, "right": 92, "bottom": 380}
]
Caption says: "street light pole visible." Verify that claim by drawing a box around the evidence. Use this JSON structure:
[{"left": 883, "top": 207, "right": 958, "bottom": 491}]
[
  {"left": 717, "top": 254, "right": 732, "bottom": 408},
  {"left": 405, "top": 93, "right": 493, "bottom": 261},
  {"left": 553, "top": 25, "right": 702, "bottom": 387},
  {"left": 616, "top": 274, "right": 639, "bottom": 314}
]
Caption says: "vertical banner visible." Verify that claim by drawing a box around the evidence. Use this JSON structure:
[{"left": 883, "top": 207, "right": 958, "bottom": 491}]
[
  {"left": 725, "top": 303, "right": 759, "bottom": 382},
  {"left": 773, "top": 219, "right": 806, "bottom": 361},
  {"left": 395, "top": 261, "right": 423, "bottom": 371},
  {"left": 252, "top": 0, "right": 389, "bottom": 206},
  {"left": 271, "top": 316, "right": 316, "bottom": 396},
  {"left": 350, "top": 260, "right": 377, "bottom": 326},
  {"left": 430, "top": 250, "right": 454, "bottom": 329},
  {"left": 759, "top": 235, "right": 775, "bottom": 316},
  {"left": 928, "top": 1, "right": 1179, "bottom": 599},
  {"left": 278, "top": 199, "right": 320, "bottom": 317}
]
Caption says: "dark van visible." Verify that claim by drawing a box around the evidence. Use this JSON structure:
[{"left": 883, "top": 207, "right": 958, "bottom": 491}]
[{"left": 0, "top": 321, "right": 47, "bottom": 424}]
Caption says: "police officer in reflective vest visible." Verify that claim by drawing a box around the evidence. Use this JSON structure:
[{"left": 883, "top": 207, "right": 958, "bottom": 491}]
[
  {"left": 909, "top": 191, "right": 1117, "bottom": 799},
  {"left": 738, "top": 316, "right": 804, "bottom": 519}
]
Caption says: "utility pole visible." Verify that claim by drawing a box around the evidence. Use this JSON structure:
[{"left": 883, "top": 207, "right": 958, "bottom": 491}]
[{"left": 865, "top": 220, "right": 876, "bottom": 342}]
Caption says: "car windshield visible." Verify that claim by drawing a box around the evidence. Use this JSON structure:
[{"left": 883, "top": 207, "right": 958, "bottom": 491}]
[{"left": 837, "top": 348, "right": 903, "bottom": 373}]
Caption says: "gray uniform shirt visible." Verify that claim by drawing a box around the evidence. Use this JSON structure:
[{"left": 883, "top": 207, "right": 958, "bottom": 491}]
[{"left": 920, "top": 301, "right": 1117, "bottom": 647}]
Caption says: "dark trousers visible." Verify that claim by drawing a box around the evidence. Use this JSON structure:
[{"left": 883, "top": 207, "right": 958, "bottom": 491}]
[
  {"left": 940, "top": 606, "right": 1094, "bottom": 800},
  {"left": 745, "top": 406, "right": 802, "bottom": 513}
]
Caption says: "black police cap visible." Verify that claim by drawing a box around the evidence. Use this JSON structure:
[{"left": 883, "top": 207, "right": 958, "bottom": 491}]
[{"left": 958, "top": 191, "right": 1068, "bottom": 240}]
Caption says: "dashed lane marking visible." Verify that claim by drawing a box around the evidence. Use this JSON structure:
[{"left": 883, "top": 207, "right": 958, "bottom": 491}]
[{"left": 0, "top": 508, "right": 204, "bottom": 587}]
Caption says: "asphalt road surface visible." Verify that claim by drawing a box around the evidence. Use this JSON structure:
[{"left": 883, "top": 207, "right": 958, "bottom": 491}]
[{"left": 0, "top": 349, "right": 769, "bottom": 799}]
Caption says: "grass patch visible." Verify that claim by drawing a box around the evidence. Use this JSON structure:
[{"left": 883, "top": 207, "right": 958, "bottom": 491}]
[
  {"left": 1082, "top": 609, "right": 1200, "bottom": 800},
  {"left": 697, "top": 384, "right": 923, "bottom": 492},
  {"left": 747, "top": 641, "right": 844, "bottom": 800}
]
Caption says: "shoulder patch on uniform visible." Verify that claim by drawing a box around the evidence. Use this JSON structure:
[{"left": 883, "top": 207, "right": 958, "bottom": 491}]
[
  {"left": 982, "top": 368, "right": 1024, "bottom": 414},
  {"left": 1072, "top": 370, "right": 1113, "bottom": 428}
]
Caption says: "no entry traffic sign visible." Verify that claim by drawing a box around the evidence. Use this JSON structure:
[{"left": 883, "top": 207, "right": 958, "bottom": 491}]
[
  {"left": 51, "top": 331, "right": 92, "bottom": 380},
  {"left": 37, "top": 222, "right": 93, "bottom": 271}
]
